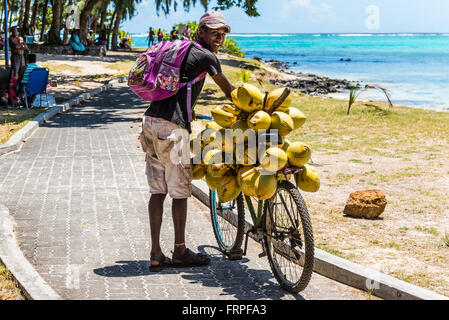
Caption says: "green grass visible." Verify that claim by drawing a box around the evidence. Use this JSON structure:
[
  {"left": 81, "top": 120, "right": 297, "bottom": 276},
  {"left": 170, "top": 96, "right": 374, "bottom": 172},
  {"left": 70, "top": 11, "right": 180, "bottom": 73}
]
[
  {"left": 0, "top": 263, "right": 24, "bottom": 300},
  {"left": 1, "top": 108, "right": 49, "bottom": 145},
  {"left": 414, "top": 226, "right": 439, "bottom": 236},
  {"left": 443, "top": 233, "right": 449, "bottom": 247}
]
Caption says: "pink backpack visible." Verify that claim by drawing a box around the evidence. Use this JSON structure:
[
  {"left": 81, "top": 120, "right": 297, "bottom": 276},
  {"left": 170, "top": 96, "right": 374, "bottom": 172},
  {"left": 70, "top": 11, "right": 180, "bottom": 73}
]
[{"left": 128, "top": 40, "right": 207, "bottom": 122}]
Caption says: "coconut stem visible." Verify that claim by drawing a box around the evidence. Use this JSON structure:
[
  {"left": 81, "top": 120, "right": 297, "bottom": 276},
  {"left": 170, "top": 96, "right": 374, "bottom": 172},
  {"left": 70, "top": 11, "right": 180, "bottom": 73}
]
[{"left": 268, "top": 88, "right": 291, "bottom": 115}]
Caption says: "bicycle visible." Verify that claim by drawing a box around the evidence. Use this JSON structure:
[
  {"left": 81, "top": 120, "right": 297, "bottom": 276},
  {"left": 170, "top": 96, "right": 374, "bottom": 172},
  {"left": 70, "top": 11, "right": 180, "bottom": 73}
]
[{"left": 209, "top": 166, "right": 315, "bottom": 293}]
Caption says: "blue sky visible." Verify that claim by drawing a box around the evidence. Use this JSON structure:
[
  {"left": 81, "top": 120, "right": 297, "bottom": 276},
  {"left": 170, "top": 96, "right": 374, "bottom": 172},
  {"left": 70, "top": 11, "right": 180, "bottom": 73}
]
[{"left": 122, "top": 0, "right": 449, "bottom": 34}]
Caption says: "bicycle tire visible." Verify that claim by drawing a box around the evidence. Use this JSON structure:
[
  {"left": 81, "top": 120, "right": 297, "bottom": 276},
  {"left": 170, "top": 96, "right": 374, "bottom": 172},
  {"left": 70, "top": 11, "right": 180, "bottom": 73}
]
[
  {"left": 209, "top": 190, "right": 246, "bottom": 259},
  {"left": 263, "top": 180, "right": 314, "bottom": 293}
]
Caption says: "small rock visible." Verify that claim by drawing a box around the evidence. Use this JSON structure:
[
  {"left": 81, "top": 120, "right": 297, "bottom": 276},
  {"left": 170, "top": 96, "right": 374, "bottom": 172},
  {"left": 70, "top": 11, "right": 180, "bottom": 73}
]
[{"left": 344, "top": 190, "right": 387, "bottom": 219}]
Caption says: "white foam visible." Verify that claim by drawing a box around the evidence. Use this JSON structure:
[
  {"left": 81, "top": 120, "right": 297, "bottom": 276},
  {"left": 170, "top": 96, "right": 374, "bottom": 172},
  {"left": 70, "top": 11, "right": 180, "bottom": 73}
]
[{"left": 231, "top": 34, "right": 290, "bottom": 37}]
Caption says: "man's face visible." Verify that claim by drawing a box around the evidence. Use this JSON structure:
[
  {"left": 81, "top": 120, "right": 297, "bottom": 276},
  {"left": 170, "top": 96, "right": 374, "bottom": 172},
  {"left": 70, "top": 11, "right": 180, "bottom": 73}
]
[
  {"left": 11, "top": 28, "right": 17, "bottom": 37},
  {"left": 199, "top": 27, "right": 227, "bottom": 53}
]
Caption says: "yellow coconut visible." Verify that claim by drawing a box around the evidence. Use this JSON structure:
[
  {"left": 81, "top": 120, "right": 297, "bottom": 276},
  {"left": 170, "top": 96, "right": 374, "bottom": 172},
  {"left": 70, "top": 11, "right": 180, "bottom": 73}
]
[
  {"left": 286, "top": 141, "right": 312, "bottom": 167},
  {"left": 295, "top": 165, "right": 320, "bottom": 192},
  {"left": 254, "top": 174, "right": 278, "bottom": 200},
  {"left": 203, "top": 149, "right": 231, "bottom": 177},
  {"left": 286, "top": 108, "right": 307, "bottom": 130},
  {"left": 207, "top": 163, "right": 231, "bottom": 178},
  {"left": 240, "top": 169, "right": 258, "bottom": 197},
  {"left": 216, "top": 174, "right": 241, "bottom": 203},
  {"left": 230, "top": 119, "right": 252, "bottom": 144},
  {"left": 235, "top": 143, "right": 258, "bottom": 166},
  {"left": 236, "top": 83, "right": 264, "bottom": 113},
  {"left": 211, "top": 106, "right": 237, "bottom": 128},
  {"left": 231, "top": 88, "right": 241, "bottom": 109},
  {"left": 247, "top": 110, "right": 271, "bottom": 131},
  {"left": 192, "top": 164, "right": 206, "bottom": 180},
  {"left": 277, "top": 173, "right": 291, "bottom": 181},
  {"left": 206, "top": 172, "right": 223, "bottom": 190},
  {"left": 198, "top": 128, "right": 218, "bottom": 147},
  {"left": 270, "top": 112, "right": 294, "bottom": 137},
  {"left": 190, "top": 137, "right": 203, "bottom": 155},
  {"left": 265, "top": 87, "right": 292, "bottom": 112},
  {"left": 222, "top": 104, "right": 242, "bottom": 117},
  {"left": 203, "top": 149, "right": 222, "bottom": 165},
  {"left": 281, "top": 139, "right": 291, "bottom": 153},
  {"left": 260, "top": 147, "right": 288, "bottom": 173},
  {"left": 206, "top": 121, "right": 222, "bottom": 130},
  {"left": 237, "top": 166, "right": 255, "bottom": 187}
]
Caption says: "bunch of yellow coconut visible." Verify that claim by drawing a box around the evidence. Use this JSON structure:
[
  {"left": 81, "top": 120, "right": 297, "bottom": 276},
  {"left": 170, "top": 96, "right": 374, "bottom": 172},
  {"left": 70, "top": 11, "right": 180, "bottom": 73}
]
[{"left": 191, "top": 83, "right": 320, "bottom": 203}]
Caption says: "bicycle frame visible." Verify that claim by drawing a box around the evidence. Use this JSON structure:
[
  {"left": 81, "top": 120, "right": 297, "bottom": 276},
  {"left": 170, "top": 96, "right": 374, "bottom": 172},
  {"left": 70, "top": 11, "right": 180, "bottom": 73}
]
[{"left": 241, "top": 166, "right": 304, "bottom": 256}]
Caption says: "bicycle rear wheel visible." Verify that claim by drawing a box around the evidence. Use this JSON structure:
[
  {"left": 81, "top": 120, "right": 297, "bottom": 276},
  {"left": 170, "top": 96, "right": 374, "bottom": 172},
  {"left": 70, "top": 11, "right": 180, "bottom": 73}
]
[
  {"left": 263, "top": 180, "right": 314, "bottom": 293},
  {"left": 209, "top": 190, "right": 245, "bottom": 259}
]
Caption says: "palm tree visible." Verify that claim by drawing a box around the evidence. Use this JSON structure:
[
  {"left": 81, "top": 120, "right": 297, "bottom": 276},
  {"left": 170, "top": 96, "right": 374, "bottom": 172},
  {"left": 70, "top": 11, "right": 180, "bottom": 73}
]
[
  {"left": 48, "top": 0, "right": 64, "bottom": 44},
  {"left": 79, "top": 0, "right": 102, "bottom": 42},
  {"left": 29, "top": 0, "right": 40, "bottom": 36},
  {"left": 39, "top": 0, "right": 49, "bottom": 41},
  {"left": 20, "top": 0, "right": 32, "bottom": 30},
  {"left": 111, "top": 0, "right": 140, "bottom": 50}
]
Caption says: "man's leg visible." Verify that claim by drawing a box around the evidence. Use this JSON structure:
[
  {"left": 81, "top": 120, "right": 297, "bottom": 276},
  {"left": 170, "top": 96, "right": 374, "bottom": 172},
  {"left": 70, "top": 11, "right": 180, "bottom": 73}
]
[
  {"left": 148, "top": 193, "right": 166, "bottom": 257},
  {"left": 172, "top": 198, "right": 187, "bottom": 255}
]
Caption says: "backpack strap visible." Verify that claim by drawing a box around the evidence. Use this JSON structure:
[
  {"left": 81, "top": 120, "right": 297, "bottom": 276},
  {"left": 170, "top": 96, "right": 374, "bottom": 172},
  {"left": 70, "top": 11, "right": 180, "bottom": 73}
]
[{"left": 186, "top": 71, "right": 207, "bottom": 122}]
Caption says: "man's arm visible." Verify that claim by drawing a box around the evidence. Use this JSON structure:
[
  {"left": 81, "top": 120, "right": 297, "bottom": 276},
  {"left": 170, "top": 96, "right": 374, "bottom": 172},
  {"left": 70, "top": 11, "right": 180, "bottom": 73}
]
[{"left": 212, "top": 73, "right": 235, "bottom": 102}]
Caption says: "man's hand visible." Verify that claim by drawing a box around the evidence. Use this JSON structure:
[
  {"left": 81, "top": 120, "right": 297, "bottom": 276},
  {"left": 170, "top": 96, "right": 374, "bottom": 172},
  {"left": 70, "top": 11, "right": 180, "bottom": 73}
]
[{"left": 212, "top": 73, "right": 235, "bottom": 102}]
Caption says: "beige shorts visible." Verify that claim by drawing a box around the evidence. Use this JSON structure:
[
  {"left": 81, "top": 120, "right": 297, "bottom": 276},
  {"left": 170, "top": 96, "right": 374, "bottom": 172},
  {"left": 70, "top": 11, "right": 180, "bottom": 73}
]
[{"left": 139, "top": 116, "right": 192, "bottom": 199}]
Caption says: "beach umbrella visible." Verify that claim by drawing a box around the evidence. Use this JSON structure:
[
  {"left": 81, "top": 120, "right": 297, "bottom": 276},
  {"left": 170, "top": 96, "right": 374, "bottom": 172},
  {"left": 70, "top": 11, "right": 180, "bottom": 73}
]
[{"left": 3, "top": 0, "right": 9, "bottom": 67}]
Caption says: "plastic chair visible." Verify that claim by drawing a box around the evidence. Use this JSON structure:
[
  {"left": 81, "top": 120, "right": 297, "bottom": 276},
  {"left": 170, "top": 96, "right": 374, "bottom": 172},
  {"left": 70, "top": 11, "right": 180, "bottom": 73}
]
[{"left": 22, "top": 67, "right": 49, "bottom": 109}]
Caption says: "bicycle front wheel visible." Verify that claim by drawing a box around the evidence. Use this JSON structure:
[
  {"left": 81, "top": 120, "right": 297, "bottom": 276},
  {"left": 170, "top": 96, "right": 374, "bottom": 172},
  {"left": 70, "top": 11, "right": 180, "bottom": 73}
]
[
  {"left": 263, "top": 180, "right": 314, "bottom": 293},
  {"left": 209, "top": 190, "right": 245, "bottom": 259}
]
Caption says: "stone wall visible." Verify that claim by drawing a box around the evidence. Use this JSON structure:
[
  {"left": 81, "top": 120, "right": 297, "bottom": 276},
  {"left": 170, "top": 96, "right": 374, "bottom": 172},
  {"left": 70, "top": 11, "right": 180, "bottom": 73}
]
[{"left": 29, "top": 44, "right": 107, "bottom": 57}]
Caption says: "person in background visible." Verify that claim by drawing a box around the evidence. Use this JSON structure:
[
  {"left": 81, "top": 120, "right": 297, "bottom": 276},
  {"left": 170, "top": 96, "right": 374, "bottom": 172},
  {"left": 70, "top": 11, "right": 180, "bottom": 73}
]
[
  {"left": 86, "top": 30, "right": 95, "bottom": 45},
  {"left": 148, "top": 27, "right": 155, "bottom": 47},
  {"left": 157, "top": 29, "right": 164, "bottom": 42},
  {"left": 20, "top": 53, "right": 41, "bottom": 107},
  {"left": 119, "top": 37, "right": 131, "bottom": 50},
  {"left": 96, "top": 29, "right": 108, "bottom": 46},
  {"left": 183, "top": 25, "right": 192, "bottom": 40},
  {"left": 170, "top": 26, "right": 179, "bottom": 41},
  {"left": 9, "top": 26, "right": 28, "bottom": 78},
  {"left": 0, "top": 32, "right": 4, "bottom": 51},
  {"left": 69, "top": 29, "right": 85, "bottom": 54}
]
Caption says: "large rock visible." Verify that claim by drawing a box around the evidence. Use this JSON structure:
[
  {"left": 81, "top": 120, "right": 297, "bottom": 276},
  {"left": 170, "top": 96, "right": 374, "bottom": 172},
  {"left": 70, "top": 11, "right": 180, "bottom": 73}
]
[{"left": 343, "top": 190, "right": 387, "bottom": 219}]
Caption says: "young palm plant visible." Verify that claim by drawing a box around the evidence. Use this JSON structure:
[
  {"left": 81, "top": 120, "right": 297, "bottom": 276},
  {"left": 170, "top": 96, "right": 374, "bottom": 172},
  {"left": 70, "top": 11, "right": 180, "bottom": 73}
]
[{"left": 347, "top": 84, "right": 393, "bottom": 115}]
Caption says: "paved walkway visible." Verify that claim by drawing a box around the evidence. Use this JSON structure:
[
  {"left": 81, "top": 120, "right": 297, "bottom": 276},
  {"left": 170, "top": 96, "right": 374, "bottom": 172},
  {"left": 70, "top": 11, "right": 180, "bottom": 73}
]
[{"left": 0, "top": 84, "right": 372, "bottom": 300}]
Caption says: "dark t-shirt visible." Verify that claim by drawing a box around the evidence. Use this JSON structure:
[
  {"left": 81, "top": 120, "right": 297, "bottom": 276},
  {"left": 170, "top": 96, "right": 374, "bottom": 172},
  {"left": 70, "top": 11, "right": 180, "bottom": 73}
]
[{"left": 144, "top": 44, "right": 222, "bottom": 133}]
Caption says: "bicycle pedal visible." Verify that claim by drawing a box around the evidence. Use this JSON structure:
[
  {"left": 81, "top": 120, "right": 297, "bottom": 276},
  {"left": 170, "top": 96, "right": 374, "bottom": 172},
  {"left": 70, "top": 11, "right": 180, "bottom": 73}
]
[{"left": 258, "top": 251, "right": 267, "bottom": 258}]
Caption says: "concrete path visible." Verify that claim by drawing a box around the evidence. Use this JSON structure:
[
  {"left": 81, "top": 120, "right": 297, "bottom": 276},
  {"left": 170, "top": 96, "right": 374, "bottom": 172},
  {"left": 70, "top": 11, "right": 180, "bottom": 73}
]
[{"left": 0, "top": 84, "right": 372, "bottom": 300}]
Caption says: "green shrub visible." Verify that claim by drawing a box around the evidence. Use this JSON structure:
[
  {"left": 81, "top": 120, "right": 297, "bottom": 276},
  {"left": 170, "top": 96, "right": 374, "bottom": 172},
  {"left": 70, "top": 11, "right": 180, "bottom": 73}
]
[{"left": 220, "top": 37, "right": 245, "bottom": 57}]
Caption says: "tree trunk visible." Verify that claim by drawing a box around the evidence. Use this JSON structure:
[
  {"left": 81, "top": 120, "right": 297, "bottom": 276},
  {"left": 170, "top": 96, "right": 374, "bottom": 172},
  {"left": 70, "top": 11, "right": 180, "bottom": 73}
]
[
  {"left": 92, "top": 14, "right": 98, "bottom": 34},
  {"left": 106, "top": 9, "right": 116, "bottom": 50},
  {"left": 62, "top": 0, "right": 71, "bottom": 44},
  {"left": 18, "top": 0, "right": 26, "bottom": 27},
  {"left": 99, "top": 0, "right": 109, "bottom": 31},
  {"left": 48, "top": 0, "right": 63, "bottom": 44},
  {"left": 22, "top": 0, "right": 32, "bottom": 30},
  {"left": 79, "top": 0, "right": 102, "bottom": 43},
  {"left": 9, "top": 0, "right": 15, "bottom": 27},
  {"left": 30, "top": 0, "right": 40, "bottom": 36},
  {"left": 111, "top": 15, "right": 121, "bottom": 51},
  {"left": 39, "top": 0, "right": 49, "bottom": 41}
]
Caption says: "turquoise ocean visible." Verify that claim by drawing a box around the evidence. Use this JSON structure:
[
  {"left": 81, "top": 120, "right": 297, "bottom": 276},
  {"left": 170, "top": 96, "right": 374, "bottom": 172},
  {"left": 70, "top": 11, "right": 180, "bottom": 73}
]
[{"left": 131, "top": 33, "right": 449, "bottom": 111}]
